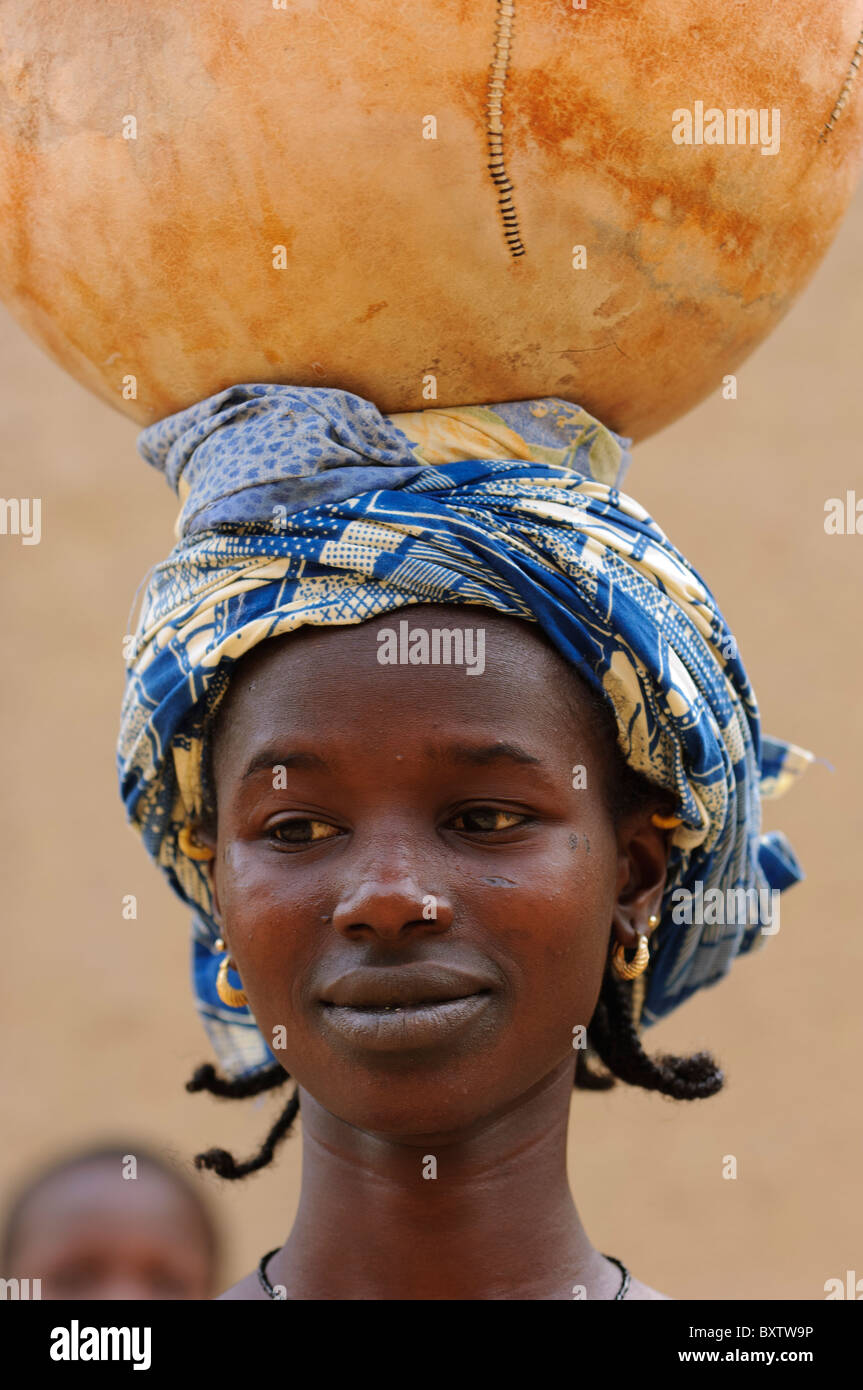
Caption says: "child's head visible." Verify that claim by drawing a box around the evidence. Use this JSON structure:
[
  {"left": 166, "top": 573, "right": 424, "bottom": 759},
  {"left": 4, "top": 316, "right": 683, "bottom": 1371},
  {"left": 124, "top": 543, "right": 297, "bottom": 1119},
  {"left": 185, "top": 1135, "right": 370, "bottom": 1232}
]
[{"left": 2, "top": 1143, "right": 220, "bottom": 1299}]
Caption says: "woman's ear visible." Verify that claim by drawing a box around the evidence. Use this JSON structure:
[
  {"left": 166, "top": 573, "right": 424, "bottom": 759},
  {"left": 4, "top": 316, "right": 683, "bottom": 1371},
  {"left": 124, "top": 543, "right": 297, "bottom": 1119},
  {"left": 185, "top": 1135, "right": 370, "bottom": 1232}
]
[{"left": 611, "top": 810, "right": 670, "bottom": 951}]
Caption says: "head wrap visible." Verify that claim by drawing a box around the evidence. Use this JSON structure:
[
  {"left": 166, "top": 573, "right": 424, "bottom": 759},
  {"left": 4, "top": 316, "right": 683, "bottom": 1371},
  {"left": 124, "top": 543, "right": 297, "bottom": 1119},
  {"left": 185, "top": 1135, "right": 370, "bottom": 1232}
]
[{"left": 118, "top": 384, "right": 812, "bottom": 1081}]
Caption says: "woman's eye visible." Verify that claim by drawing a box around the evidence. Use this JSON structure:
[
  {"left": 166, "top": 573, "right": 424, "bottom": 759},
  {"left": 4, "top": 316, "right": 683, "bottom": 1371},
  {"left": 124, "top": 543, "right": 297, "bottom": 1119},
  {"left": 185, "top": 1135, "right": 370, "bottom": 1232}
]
[
  {"left": 269, "top": 818, "right": 341, "bottom": 845},
  {"left": 450, "top": 808, "right": 528, "bottom": 833}
]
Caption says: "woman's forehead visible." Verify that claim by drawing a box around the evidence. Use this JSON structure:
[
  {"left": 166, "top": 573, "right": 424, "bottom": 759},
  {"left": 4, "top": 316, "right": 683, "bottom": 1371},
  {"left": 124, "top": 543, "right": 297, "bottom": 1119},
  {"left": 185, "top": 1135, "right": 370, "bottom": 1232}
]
[{"left": 211, "top": 608, "right": 597, "bottom": 765}]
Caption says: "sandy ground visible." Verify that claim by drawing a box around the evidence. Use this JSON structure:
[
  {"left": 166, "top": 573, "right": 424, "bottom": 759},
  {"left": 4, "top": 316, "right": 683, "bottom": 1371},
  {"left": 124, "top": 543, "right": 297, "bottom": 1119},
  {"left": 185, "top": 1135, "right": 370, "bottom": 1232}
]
[{"left": 1, "top": 184, "right": 862, "bottom": 1301}]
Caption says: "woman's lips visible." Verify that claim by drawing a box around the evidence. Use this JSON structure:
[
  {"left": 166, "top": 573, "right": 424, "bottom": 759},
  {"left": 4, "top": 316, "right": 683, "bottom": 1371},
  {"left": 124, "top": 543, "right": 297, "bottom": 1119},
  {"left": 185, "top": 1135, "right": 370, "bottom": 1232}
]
[
  {"left": 320, "top": 992, "right": 493, "bottom": 1051},
  {"left": 319, "top": 962, "right": 497, "bottom": 1009},
  {"left": 317, "top": 963, "right": 499, "bottom": 1052}
]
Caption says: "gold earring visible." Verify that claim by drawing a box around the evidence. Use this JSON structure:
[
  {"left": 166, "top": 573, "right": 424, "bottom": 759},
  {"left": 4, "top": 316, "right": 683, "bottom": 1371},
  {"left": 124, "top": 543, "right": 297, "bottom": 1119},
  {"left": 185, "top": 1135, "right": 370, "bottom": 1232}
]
[
  {"left": 651, "top": 812, "right": 683, "bottom": 829},
  {"left": 611, "top": 933, "right": 650, "bottom": 980},
  {"left": 648, "top": 913, "right": 660, "bottom": 929},
  {"left": 215, "top": 945, "right": 248, "bottom": 1008},
  {"left": 178, "top": 825, "right": 215, "bottom": 861}
]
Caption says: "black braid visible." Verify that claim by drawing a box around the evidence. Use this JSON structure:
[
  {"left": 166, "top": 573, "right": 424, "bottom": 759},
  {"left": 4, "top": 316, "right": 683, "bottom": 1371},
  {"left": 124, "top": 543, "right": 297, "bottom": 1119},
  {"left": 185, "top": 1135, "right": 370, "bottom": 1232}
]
[
  {"left": 187, "top": 1063, "right": 301, "bottom": 1180},
  {"left": 578, "top": 969, "right": 724, "bottom": 1099},
  {"left": 186, "top": 1063, "right": 287, "bottom": 1099}
]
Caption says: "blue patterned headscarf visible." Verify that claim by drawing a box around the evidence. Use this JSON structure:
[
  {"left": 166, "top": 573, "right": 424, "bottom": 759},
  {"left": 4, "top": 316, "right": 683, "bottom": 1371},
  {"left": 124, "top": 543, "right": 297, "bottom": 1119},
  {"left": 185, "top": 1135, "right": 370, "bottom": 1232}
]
[{"left": 118, "top": 383, "right": 811, "bottom": 1081}]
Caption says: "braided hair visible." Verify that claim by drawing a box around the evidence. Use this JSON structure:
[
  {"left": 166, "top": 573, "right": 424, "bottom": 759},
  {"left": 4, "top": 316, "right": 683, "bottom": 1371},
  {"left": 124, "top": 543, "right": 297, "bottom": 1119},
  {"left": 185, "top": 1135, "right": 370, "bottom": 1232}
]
[{"left": 189, "top": 654, "right": 723, "bottom": 1180}]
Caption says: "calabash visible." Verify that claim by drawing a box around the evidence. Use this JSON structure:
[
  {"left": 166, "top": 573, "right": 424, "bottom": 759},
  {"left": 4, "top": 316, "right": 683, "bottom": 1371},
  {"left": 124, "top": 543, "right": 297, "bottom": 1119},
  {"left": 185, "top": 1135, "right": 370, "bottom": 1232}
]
[{"left": 0, "top": 1, "right": 861, "bottom": 439}]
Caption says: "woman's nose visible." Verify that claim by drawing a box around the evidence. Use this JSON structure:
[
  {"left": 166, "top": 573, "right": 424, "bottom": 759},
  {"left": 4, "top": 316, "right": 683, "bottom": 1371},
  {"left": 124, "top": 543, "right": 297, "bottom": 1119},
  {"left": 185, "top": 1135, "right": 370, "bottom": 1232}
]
[{"left": 331, "top": 847, "right": 454, "bottom": 939}]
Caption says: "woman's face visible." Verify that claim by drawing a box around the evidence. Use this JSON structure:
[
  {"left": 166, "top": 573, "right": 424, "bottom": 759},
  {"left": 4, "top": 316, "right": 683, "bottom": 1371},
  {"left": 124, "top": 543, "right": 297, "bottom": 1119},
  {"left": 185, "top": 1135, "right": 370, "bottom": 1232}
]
[{"left": 203, "top": 606, "right": 666, "bottom": 1139}]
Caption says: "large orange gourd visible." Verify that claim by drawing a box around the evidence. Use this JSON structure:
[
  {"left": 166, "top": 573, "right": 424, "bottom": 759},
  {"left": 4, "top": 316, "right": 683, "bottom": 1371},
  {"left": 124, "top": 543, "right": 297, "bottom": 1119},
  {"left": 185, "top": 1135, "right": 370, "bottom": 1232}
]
[{"left": 1, "top": 0, "right": 862, "bottom": 440}]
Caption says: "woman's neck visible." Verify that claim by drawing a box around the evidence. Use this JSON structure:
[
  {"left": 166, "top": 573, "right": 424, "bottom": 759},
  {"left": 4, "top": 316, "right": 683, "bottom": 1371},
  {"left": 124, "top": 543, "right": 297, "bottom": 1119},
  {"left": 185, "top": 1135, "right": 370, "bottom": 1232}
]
[{"left": 267, "top": 1060, "right": 613, "bottom": 1301}]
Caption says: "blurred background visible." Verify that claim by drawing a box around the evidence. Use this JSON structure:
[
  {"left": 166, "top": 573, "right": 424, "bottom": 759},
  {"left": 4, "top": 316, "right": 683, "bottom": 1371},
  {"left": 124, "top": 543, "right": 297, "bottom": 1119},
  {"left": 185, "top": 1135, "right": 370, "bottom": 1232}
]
[{"left": 1, "top": 183, "right": 861, "bottom": 1301}]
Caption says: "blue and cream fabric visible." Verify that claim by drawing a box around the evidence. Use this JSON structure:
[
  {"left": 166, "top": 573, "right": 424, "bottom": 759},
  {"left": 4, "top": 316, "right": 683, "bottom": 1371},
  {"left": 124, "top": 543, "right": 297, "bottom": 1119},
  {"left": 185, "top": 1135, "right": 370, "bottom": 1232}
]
[{"left": 118, "top": 383, "right": 811, "bottom": 1081}]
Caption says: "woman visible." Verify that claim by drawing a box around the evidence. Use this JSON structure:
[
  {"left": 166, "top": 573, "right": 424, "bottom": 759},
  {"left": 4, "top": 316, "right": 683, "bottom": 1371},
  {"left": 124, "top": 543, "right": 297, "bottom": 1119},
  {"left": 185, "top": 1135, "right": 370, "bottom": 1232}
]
[{"left": 118, "top": 385, "right": 810, "bottom": 1299}]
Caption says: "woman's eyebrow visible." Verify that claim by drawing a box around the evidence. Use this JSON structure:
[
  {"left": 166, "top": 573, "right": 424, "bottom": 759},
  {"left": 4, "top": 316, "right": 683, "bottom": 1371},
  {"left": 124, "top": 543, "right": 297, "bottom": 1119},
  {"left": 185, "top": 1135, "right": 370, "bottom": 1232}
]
[
  {"left": 428, "top": 741, "right": 544, "bottom": 768},
  {"left": 239, "top": 748, "right": 330, "bottom": 783},
  {"left": 237, "top": 741, "right": 547, "bottom": 784}
]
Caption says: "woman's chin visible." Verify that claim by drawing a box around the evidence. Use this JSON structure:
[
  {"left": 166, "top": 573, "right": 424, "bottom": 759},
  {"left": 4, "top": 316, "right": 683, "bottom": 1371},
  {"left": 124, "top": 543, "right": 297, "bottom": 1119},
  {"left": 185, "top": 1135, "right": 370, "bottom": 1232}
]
[{"left": 302, "top": 1081, "right": 511, "bottom": 1145}]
